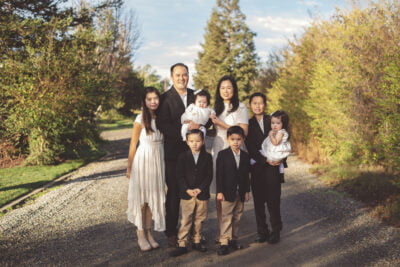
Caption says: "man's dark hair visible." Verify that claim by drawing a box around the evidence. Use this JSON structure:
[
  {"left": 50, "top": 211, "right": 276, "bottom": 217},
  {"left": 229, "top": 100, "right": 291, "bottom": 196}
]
[
  {"left": 227, "top": 125, "right": 245, "bottom": 138},
  {"left": 170, "top": 63, "right": 189, "bottom": 74},
  {"left": 186, "top": 129, "right": 204, "bottom": 140}
]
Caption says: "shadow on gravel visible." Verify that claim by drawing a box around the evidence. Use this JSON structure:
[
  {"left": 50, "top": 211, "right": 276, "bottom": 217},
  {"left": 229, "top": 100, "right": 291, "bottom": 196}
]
[
  {"left": 68, "top": 169, "right": 126, "bottom": 183},
  {"left": 100, "top": 138, "right": 130, "bottom": 162},
  {"left": 0, "top": 181, "right": 49, "bottom": 192}
]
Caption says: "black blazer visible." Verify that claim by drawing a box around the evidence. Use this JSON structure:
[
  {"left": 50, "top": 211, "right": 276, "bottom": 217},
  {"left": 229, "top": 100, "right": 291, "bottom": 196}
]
[
  {"left": 216, "top": 148, "right": 250, "bottom": 202},
  {"left": 245, "top": 115, "right": 287, "bottom": 183},
  {"left": 176, "top": 149, "right": 213, "bottom": 200},
  {"left": 156, "top": 86, "right": 194, "bottom": 160}
]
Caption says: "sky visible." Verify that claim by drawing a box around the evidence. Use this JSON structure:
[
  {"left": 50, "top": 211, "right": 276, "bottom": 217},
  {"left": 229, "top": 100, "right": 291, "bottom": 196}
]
[{"left": 125, "top": 0, "right": 348, "bottom": 86}]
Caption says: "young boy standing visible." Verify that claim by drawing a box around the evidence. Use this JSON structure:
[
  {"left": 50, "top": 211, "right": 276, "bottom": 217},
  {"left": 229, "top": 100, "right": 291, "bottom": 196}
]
[
  {"left": 170, "top": 129, "right": 213, "bottom": 257},
  {"left": 216, "top": 126, "right": 250, "bottom": 256}
]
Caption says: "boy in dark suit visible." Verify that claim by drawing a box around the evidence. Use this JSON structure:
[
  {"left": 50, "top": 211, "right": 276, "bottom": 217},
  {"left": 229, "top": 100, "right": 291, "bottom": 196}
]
[
  {"left": 170, "top": 129, "right": 213, "bottom": 257},
  {"left": 216, "top": 126, "right": 250, "bottom": 256}
]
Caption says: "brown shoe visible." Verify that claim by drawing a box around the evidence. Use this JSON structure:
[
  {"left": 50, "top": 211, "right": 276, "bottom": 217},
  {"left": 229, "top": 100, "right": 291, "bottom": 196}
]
[{"left": 168, "top": 235, "right": 177, "bottom": 247}]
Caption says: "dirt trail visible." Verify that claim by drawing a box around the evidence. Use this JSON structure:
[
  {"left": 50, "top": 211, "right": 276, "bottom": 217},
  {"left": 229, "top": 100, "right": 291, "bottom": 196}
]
[{"left": 0, "top": 128, "right": 399, "bottom": 266}]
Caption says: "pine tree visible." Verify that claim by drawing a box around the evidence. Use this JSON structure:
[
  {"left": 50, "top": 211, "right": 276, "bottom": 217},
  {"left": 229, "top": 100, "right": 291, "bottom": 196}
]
[{"left": 194, "top": 0, "right": 258, "bottom": 100}]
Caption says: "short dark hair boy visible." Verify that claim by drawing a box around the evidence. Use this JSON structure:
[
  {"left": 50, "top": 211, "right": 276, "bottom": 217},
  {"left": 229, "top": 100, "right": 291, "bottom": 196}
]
[
  {"left": 215, "top": 126, "right": 250, "bottom": 255},
  {"left": 170, "top": 128, "right": 213, "bottom": 257}
]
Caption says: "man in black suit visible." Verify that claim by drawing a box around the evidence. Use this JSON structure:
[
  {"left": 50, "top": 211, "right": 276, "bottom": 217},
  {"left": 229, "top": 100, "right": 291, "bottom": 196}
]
[
  {"left": 216, "top": 126, "right": 250, "bottom": 255},
  {"left": 156, "top": 63, "right": 196, "bottom": 246},
  {"left": 245, "top": 92, "right": 287, "bottom": 245}
]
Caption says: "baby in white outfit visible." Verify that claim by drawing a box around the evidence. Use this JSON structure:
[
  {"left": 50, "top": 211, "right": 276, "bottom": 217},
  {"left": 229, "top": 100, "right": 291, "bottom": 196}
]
[
  {"left": 261, "top": 110, "right": 291, "bottom": 172},
  {"left": 181, "top": 90, "right": 215, "bottom": 141}
]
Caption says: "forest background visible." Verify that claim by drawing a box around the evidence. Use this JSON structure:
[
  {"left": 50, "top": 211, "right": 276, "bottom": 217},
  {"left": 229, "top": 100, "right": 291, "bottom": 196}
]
[{"left": 0, "top": 0, "right": 399, "bottom": 224}]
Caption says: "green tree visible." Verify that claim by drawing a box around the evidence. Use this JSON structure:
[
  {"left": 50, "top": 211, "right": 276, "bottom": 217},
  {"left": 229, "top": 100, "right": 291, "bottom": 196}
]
[
  {"left": 194, "top": 0, "right": 259, "bottom": 100},
  {"left": 0, "top": 0, "right": 141, "bottom": 165}
]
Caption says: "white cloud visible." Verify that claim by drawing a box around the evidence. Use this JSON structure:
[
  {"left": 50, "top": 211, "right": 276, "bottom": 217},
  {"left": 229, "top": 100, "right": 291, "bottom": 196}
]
[
  {"left": 141, "top": 41, "right": 164, "bottom": 50},
  {"left": 258, "top": 37, "right": 288, "bottom": 46},
  {"left": 250, "top": 15, "right": 311, "bottom": 34},
  {"left": 298, "top": 0, "right": 321, "bottom": 7}
]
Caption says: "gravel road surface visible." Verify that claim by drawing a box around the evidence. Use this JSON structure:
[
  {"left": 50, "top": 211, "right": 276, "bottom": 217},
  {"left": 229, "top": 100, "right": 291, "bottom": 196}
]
[{"left": 0, "top": 128, "right": 399, "bottom": 266}]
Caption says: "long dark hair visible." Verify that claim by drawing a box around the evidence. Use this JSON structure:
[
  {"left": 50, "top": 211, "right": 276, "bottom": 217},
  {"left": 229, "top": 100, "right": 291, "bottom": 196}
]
[
  {"left": 141, "top": 87, "right": 161, "bottom": 135},
  {"left": 271, "top": 110, "right": 290, "bottom": 139},
  {"left": 214, "top": 75, "right": 239, "bottom": 116}
]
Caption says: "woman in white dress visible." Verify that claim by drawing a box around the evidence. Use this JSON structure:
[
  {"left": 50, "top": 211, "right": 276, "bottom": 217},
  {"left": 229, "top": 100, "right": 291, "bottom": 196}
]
[
  {"left": 210, "top": 75, "right": 249, "bottom": 241},
  {"left": 126, "top": 87, "right": 166, "bottom": 251}
]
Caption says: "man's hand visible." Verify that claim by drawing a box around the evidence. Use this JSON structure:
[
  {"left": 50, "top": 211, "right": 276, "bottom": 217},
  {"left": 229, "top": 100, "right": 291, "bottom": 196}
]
[{"left": 188, "top": 121, "right": 200, "bottom": 130}]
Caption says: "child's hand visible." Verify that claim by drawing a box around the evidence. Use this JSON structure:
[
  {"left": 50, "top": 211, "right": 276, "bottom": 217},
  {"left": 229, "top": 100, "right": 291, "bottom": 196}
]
[
  {"left": 194, "top": 188, "right": 201, "bottom": 196},
  {"left": 217, "top": 193, "right": 225, "bottom": 201},
  {"left": 244, "top": 192, "right": 250, "bottom": 202},
  {"left": 186, "top": 189, "right": 196, "bottom": 197},
  {"left": 183, "top": 120, "right": 190, "bottom": 124}
]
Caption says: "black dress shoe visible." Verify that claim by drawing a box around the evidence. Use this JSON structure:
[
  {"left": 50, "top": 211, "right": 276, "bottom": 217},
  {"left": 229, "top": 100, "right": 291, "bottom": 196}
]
[
  {"left": 192, "top": 242, "right": 207, "bottom": 252},
  {"left": 217, "top": 245, "right": 230, "bottom": 255},
  {"left": 268, "top": 231, "right": 280, "bottom": 244},
  {"left": 228, "top": 240, "right": 243, "bottom": 250},
  {"left": 255, "top": 233, "right": 269, "bottom": 243},
  {"left": 167, "top": 235, "right": 177, "bottom": 247},
  {"left": 169, "top": 246, "right": 188, "bottom": 257}
]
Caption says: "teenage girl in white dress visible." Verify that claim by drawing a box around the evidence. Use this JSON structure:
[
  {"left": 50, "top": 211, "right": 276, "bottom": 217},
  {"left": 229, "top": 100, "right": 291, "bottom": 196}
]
[{"left": 126, "top": 87, "right": 166, "bottom": 251}]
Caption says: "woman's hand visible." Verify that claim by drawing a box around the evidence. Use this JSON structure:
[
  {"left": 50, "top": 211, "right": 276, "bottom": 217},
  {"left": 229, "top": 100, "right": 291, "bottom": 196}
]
[
  {"left": 126, "top": 167, "right": 131, "bottom": 179},
  {"left": 210, "top": 114, "right": 222, "bottom": 126},
  {"left": 244, "top": 192, "right": 250, "bottom": 202}
]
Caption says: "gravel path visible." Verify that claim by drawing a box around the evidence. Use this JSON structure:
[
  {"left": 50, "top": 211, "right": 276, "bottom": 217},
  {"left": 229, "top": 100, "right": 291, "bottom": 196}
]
[{"left": 0, "top": 128, "right": 399, "bottom": 266}]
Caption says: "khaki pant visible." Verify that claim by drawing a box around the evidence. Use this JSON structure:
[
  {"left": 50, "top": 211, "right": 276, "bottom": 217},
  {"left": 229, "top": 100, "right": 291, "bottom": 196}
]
[
  {"left": 177, "top": 197, "right": 208, "bottom": 247},
  {"left": 219, "top": 194, "right": 244, "bottom": 246}
]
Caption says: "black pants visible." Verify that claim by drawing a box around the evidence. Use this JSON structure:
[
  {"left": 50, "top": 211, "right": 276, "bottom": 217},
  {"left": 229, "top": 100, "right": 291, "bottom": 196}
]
[
  {"left": 165, "top": 159, "right": 180, "bottom": 237},
  {"left": 251, "top": 164, "right": 282, "bottom": 235}
]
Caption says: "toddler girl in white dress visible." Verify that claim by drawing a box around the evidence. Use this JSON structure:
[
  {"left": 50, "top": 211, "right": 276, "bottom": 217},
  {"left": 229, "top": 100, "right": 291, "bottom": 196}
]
[
  {"left": 261, "top": 110, "right": 291, "bottom": 170},
  {"left": 181, "top": 90, "right": 215, "bottom": 141}
]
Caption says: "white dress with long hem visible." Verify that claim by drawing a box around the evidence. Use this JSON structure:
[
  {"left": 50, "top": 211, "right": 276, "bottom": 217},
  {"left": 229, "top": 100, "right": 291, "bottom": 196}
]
[{"left": 127, "top": 114, "right": 166, "bottom": 231}]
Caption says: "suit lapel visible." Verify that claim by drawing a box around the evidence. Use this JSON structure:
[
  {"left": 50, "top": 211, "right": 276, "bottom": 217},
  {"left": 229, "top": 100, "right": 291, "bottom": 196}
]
[
  {"left": 263, "top": 114, "right": 271, "bottom": 138},
  {"left": 253, "top": 117, "right": 264, "bottom": 137},
  {"left": 187, "top": 89, "right": 194, "bottom": 106},
  {"left": 228, "top": 149, "right": 239, "bottom": 170},
  {"left": 187, "top": 150, "right": 196, "bottom": 167},
  {"left": 170, "top": 86, "right": 186, "bottom": 113}
]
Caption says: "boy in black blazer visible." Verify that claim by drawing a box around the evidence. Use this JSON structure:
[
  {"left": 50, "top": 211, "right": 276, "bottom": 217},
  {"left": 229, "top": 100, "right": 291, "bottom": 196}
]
[
  {"left": 216, "top": 126, "right": 250, "bottom": 256},
  {"left": 170, "top": 129, "right": 213, "bottom": 257}
]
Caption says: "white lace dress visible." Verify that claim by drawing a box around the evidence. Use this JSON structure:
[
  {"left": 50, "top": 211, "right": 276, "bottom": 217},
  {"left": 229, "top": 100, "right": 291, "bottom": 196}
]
[
  {"left": 127, "top": 114, "right": 166, "bottom": 231},
  {"left": 261, "top": 129, "right": 291, "bottom": 162},
  {"left": 211, "top": 102, "right": 249, "bottom": 192}
]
